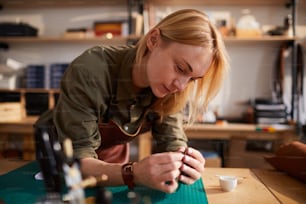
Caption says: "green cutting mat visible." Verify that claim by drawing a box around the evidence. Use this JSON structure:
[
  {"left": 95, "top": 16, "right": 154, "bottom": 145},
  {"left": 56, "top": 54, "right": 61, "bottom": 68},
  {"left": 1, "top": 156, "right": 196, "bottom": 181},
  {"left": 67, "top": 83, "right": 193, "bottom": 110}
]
[{"left": 0, "top": 162, "right": 208, "bottom": 204}]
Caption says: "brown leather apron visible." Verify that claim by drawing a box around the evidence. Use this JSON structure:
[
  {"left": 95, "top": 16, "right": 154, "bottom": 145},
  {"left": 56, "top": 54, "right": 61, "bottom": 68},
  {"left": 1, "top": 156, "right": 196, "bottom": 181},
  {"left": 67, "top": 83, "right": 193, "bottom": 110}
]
[{"left": 95, "top": 119, "right": 152, "bottom": 164}]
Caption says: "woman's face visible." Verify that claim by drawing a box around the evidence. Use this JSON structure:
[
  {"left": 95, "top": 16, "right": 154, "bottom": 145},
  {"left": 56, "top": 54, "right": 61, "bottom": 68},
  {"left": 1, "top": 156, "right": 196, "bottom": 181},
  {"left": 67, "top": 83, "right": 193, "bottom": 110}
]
[{"left": 146, "top": 29, "right": 213, "bottom": 98}]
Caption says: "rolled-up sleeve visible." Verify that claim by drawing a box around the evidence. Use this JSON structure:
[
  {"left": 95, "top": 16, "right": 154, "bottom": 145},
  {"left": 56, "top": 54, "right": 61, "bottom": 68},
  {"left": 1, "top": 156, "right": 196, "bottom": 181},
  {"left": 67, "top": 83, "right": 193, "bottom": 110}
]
[{"left": 151, "top": 112, "right": 188, "bottom": 153}]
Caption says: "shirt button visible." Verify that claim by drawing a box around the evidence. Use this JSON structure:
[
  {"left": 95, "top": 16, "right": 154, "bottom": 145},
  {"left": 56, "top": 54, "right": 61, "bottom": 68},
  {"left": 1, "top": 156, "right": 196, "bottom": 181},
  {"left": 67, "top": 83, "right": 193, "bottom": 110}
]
[{"left": 123, "top": 124, "right": 129, "bottom": 131}]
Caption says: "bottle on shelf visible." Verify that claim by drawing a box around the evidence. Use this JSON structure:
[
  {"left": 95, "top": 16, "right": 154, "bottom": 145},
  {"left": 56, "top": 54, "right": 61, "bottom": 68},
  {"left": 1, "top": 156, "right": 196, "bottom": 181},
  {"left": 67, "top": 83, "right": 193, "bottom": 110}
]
[{"left": 284, "top": 14, "right": 293, "bottom": 37}]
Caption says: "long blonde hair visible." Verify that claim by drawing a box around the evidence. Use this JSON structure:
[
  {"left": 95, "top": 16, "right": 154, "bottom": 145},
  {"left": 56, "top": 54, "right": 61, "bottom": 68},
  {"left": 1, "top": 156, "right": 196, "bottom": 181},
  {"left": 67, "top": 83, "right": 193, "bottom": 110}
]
[{"left": 135, "top": 9, "right": 229, "bottom": 123}]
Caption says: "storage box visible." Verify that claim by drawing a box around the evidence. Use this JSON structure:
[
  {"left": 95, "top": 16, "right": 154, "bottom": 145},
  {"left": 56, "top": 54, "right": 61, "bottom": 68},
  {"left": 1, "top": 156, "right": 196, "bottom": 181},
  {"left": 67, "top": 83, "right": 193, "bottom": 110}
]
[
  {"left": 0, "top": 75, "right": 17, "bottom": 89},
  {"left": 0, "top": 102, "right": 23, "bottom": 121}
]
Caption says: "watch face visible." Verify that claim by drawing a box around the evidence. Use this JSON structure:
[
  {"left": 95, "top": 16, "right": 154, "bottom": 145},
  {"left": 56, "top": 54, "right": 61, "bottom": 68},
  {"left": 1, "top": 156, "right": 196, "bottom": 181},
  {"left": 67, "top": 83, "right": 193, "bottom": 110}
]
[{"left": 122, "top": 162, "right": 135, "bottom": 189}]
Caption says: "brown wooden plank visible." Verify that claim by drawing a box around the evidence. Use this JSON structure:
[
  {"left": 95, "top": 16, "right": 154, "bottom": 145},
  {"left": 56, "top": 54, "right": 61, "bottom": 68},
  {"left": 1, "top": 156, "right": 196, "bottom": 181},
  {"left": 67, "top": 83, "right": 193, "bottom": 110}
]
[{"left": 252, "top": 169, "right": 306, "bottom": 204}]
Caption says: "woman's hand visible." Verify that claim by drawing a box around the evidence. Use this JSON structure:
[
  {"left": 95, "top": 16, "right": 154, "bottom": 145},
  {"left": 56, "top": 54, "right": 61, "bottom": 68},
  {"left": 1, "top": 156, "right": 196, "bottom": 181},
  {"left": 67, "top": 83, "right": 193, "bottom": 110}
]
[
  {"left": 177, "top": 147, "right": 205, "bottom": 185},
  {"left": 133, "top": 152, "right": 184, "bottom": 193}
]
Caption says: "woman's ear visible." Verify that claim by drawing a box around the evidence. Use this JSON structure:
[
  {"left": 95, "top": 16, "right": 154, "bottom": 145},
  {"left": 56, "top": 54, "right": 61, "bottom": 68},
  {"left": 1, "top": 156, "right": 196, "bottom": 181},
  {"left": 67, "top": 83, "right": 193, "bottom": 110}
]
[{"left": 147, "top": 28, "right": 160, "bottom": 51}]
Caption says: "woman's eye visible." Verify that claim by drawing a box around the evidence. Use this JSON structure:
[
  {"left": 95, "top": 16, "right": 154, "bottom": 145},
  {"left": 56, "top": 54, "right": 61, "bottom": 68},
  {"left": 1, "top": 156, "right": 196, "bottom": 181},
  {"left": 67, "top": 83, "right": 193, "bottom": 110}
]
[
  {"left": 190, "top": 77, "right": 201, "bottom": 82},
  {"left": 176, "top": 65, "right": 185, "bottom": 73}
]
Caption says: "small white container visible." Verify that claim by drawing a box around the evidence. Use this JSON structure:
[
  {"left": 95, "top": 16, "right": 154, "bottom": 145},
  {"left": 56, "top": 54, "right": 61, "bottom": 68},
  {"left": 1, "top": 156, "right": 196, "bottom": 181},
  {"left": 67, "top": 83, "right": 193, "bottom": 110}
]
[{"left": 219, "top": 176, "right": 237, "bottom": 192}]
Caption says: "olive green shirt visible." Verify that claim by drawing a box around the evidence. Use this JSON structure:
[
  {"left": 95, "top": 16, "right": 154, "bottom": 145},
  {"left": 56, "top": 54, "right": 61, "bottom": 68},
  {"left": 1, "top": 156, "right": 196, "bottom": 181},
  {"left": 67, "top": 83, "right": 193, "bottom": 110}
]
[{"left": 39, "top": 45, "right": 187, "bottom": 159}]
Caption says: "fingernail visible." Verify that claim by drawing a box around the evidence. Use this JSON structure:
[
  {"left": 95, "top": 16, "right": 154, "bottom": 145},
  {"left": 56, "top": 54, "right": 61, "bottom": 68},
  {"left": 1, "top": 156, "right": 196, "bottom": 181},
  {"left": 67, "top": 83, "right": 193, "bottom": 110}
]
[
  {"left": 184, "top": 155, "right": 189, "bottom": 162},
  {"left": 189, "top": 148, "right": 193, "bottom": 154}
]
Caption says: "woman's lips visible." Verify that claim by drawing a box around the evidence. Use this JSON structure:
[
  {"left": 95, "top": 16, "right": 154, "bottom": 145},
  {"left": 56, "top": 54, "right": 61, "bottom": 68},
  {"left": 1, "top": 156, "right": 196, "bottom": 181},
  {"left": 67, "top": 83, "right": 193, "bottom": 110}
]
[{"left": 163, "top": 84, "right": 179, "bottom": 95}]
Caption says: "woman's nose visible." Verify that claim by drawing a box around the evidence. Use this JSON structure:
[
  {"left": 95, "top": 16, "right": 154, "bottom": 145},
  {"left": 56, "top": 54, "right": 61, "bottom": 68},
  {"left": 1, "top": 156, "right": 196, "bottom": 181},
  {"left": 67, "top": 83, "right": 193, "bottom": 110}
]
[{"left": 173, "top": 77, "right": 189, "bottom": 92}]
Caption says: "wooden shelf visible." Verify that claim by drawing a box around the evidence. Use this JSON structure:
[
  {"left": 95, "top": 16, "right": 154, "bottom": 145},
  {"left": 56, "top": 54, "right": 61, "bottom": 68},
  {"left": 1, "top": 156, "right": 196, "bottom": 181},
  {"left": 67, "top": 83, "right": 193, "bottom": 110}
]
[
  {"left": 0, "top": 35, "right": 141, "bottom": 44},
  {"left": 147, "top": 0, "right": 288, "bottom": 6},
  {"left": 0, "top": 88, "right": 60, "bottom": 94},
  {"left": 0, "top": 35, "right": 296, "bottom": 44},
  {"left": 0, "top": 0, "right": 130, "bottom": 9},
  {"left": 224, "top": 36, "right": 297, "bottom": 42}
]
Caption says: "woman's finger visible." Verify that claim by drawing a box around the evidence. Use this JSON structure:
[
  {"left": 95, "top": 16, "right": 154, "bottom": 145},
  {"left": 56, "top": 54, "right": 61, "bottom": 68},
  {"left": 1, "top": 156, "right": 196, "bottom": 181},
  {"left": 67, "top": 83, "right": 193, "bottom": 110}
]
[
  {"left": 180, "top": 162, "right": 201, "bottom": 180},
  {"left": 182, "top": 153, "right": 205, "bottom": 173},
  {"left": 185, "top": 147, "right": 205, "bottom": 164}
]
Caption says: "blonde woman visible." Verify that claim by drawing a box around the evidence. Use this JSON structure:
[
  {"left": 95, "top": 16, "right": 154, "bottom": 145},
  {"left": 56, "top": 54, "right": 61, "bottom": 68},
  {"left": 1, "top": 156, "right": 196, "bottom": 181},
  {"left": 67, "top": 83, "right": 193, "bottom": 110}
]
[{"left": 36, "top": 9, "right": 229, "bottom": 193}]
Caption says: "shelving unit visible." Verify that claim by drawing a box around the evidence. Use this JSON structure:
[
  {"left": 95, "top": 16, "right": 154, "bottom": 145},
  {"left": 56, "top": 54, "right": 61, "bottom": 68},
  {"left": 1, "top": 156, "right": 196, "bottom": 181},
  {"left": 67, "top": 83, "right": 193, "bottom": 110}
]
[{"left": 0, "top": 0, "right": 300, "bottom": 119}]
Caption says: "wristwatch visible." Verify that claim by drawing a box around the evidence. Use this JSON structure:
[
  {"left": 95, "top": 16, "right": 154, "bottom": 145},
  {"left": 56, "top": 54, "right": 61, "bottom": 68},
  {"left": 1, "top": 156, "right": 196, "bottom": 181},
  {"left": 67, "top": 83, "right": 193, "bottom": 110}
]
[{"left": 121, "top": 162, "right": 135, "bottom": 190}]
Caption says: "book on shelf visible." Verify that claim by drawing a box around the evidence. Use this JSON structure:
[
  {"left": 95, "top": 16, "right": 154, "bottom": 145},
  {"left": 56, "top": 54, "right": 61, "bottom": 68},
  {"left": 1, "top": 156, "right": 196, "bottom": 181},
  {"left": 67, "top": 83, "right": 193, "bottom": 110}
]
[
  {"left": 255, "top": 110, "right": 287, "bottom": 118},
  {"left": 254, "top": 109, "right": 288, "bottom": 124},
  {"left": 25, "top": 63, "right": 69, "bottom": 89},
  {"left": 49, "top": 63, "right": 69, "bottom": 89},
  {"left": 256, "top": 117, "right": 287, "bottom": 125},
  {"left": 26, "top": 64, "right": 45, "bottom": 88},
  {"left": 254, "top": 103, "right": 286, "bottom": 111},
  {"left": 252, "top": 98, "right": 287, "bottom": 125}
]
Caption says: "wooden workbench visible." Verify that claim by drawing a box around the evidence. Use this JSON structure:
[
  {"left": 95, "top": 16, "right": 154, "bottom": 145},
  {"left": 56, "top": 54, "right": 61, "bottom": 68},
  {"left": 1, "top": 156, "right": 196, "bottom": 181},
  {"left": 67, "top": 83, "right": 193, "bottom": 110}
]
[
  {"left": 0, "top": 117, "right": 297, "bottom": 162},
  {"left": 184, "top": 123, "right": 294, "bottom": 141},
  {"left": 203, "top": 167, "right": 306, "bottom": 204},
  {"left": 138, "top": 123, "right": 296, "bottom": 161}
]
